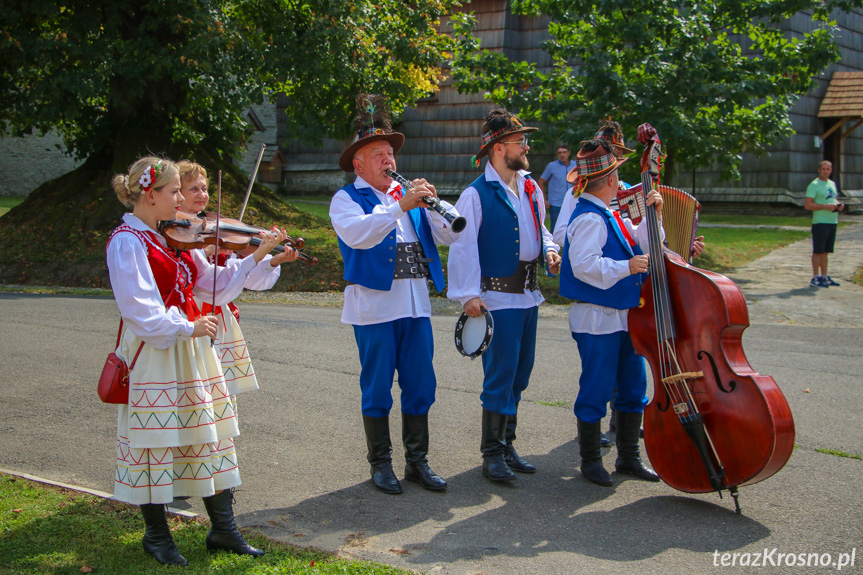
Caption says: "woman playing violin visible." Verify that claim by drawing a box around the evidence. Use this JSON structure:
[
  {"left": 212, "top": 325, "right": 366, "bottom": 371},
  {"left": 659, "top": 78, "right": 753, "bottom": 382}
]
[
  {"left": 177, "top": 160, "right": 298, "bottom": 397},
  {"left": 106, "top": 156, "right": 284, "bottom": 566}
]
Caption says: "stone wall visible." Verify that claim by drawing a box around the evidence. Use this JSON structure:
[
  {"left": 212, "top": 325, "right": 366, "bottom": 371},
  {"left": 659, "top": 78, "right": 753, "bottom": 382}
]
[
  {"left": 0, "top": 131, "right": 81, "bottom": 197},
  {"left": 282, "top": 169, "right": 347, "bottom": 194}
]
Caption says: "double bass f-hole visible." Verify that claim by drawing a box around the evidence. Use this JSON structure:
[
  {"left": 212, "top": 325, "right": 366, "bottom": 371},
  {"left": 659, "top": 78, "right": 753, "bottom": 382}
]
[{"left": 697, "top": 350, "right": 737, "bottom": 394}]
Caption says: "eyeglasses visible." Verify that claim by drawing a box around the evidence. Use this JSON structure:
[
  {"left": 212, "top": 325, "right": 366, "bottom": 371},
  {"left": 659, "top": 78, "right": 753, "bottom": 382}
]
[{"left": 499, "top": 137, "right": 529, "bottom": 149}]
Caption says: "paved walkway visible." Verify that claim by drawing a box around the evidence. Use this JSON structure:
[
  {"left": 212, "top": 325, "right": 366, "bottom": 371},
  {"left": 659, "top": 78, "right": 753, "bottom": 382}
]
[
  {"left": 723, "top": 219, "right": 863, "bottom": 328},
  {"left": 1, "top": 219, "right": 862, "bottom": 575}
]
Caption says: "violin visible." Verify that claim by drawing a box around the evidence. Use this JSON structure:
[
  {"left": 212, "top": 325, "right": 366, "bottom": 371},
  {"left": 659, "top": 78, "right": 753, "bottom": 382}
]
[
  {"left": 159, "top": 211, "right": 318, "bottom": 265},
  {"left": 628, "top": 123, "right": 794, "bottom": 514},
  {"left": 199, "top": 212, "right": 319, "bottom": 266}
]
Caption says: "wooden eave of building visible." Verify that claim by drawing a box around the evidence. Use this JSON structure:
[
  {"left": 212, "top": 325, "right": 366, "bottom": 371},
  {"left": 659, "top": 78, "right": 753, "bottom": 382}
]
[
  {"left": 246, "top": 108, "right": 266, "bottom": 132},
  {"left": 818, "top": 71, "right": 863, "bottom": 140},
  {"left": 262, "top": 147, "right": 284, "bottom": 164}
]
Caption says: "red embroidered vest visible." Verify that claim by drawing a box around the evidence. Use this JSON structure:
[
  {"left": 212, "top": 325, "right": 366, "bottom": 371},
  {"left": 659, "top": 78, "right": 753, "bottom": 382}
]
[{"left": 108, "top": 225, "right": 201, "bottom": 321}]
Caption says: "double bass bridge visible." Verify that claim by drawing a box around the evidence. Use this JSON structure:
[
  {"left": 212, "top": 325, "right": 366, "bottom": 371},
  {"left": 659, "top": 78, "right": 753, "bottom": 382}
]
[{"left": 661, "top": 371, "right": 704, "bottom": 385}]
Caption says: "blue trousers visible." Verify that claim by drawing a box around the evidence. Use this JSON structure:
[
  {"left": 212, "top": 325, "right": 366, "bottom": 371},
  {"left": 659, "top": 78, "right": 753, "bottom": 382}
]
[
  {"left": 549, "top": 204, "right": 562, "bottom": 234},
  {"left": 353, "top": 317, "right": 437, "bottom": 418},
  {"left": 481, "top": 307, "right": 538, "bottom": 416},
  {"left": 572, "top": 330, "right": 648, "bottom": 423}
]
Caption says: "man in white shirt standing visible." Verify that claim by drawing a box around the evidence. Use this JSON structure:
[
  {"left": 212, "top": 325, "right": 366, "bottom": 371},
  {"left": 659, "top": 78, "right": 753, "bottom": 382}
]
[
  {"left": 559, "top": 137, "right": 662, "bottom": 487},
  {"left": 329, "top": 94, "right": 461, "bottom": 495},
  {"left": 448, "top": 108, "right": 561, "bottom": 482}
]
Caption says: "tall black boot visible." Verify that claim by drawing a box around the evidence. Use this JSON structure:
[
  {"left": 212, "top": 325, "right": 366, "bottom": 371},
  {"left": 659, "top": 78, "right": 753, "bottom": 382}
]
[
  {"left": 140, "top": 503, "right": 188, "bottom": 566},
  {"left": 614, "top": 411, "right": 659, "bottom": 482},
  {"left": 503, "top": 407, "right": 536, "bottom": 473},
  {"left": 362, "top": 415, "right": 402, "bottom": 494},
  {"left": 402, "top": 413, "right": 447, "bottom": 491},
  {"left": 577, "top": 419, "right": 613, "bottom": 486},
  {"left": 481, "top": 409, "right": 516, "bottom": 481},
  {"left": 610, "top": 405, "right": 644, "bottom": 437},
  {"left": 202, "top": 490, "right": 265, "bottom": 556},
  {"left": 601, "top": 403, "right": 613, "bottom": 447}
]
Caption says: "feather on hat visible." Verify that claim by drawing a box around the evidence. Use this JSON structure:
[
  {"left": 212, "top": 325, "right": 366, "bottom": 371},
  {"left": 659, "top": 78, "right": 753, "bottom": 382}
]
[{"left": 338, "top": 93, "right": 405, "bottom": 172}]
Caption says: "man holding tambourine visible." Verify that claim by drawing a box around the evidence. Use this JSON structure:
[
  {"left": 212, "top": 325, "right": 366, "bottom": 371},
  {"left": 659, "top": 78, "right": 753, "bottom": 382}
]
[{"left": 448, "top": 108, "right": 561, "bottom": 482}]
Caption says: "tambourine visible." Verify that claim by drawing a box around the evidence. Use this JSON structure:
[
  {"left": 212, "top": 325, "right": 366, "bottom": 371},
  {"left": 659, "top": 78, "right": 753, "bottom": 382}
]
[{"left": 454, "top": 308, "right": 494, "bottom": 359}]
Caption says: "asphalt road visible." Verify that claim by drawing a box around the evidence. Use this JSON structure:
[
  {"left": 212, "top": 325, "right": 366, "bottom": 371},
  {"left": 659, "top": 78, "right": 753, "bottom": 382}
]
[{"left": 2, "top": 274, "right": 862, "bottom": 574}]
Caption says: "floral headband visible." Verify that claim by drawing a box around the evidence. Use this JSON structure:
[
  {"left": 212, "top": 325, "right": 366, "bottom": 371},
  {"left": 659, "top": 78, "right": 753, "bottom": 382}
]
[{"left": 138, "top": 161, "right": 164, "bottom": 193}]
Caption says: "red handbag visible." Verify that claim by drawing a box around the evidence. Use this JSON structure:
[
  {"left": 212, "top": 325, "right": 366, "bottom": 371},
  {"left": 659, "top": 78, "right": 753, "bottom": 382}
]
[{"left": 98, "top": 320, "right": 144, "bottom": 404}]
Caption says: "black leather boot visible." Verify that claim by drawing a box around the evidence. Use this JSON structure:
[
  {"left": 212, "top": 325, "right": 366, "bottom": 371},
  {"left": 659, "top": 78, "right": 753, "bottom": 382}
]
[
  {"left": 614, "top": 411, "right": 659, "bottom": 482},
  {"left": 481, "top": 409, "right": 516, "bottom": 481},
  {"left": 202, "top": 490, "right": 265, "bottom": 556},
  {"left": 577, "top": 419, "right": 613, "bottom": 486},
  {"left": 601, "top": 403, "right": 613, "bottom": 447},
  {"left": 503, "top": 408, "right": 536, "bottom": 473},
  {"left": 140, "top": 503, "right": 188, "bottom": 566},
  {"left": 600, "top": 431, "right": 612, "bottom": 448},
  {"left": 362, "top": 415, "right": 402, "bottom": 494},
  {"left": 402, "top": 413, "right": 447, "bottom": 490}
]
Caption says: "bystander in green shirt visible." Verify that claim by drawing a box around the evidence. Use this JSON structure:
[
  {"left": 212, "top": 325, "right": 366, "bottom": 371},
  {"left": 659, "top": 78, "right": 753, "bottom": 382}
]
[{"left": 806, "top": 177, "right": 839, "bottom": 225}]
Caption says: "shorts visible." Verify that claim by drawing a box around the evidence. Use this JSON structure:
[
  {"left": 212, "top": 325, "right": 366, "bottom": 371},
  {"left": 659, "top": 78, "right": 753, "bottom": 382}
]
[{"left": 811, "top": 223, "right": 837, "bottom": 254}]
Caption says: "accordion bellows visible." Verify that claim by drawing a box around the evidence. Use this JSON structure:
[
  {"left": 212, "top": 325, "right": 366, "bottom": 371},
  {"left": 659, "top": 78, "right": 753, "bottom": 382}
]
[{"left": 617, "top": 184, "right": 701, "bottom": 261}]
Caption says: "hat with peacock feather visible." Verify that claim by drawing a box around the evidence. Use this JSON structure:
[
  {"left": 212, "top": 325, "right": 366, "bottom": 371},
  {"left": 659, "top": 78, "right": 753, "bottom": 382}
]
[
  {"left": 580, "top": 118, "right": 635, "bottom": 156},
  {"left": 338, "top": 93, "right": 405, "bottom": 172}
]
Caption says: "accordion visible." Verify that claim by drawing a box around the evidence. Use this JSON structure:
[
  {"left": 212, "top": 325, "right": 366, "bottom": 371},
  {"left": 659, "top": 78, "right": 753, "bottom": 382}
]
[{"left": 616, "top": 183, "right": 701, "bottom": 261}]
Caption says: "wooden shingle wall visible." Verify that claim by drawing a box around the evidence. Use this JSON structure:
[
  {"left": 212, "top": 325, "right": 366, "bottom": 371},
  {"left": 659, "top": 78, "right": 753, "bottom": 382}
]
[
  {"left": 273, "top": 4, "right": 863, "bottom": 207},
  {"left": 277, "top": 0, "right": 555, "bottom": 196}
]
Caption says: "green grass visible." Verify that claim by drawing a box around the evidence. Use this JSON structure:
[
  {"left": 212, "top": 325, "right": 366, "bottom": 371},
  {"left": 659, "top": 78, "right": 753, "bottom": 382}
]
[
  {"left": 815, "top": 448, "right": 863, "bottom": 460},
  {"left": 0, "top": 196, "right": 26, "bottom": 217},
  {"left": 0, "top": 474, "right": 414, "bottom": 575},
  {"left": 853, "top": 266, "right": 863, "bottom": 287},
  {"left": 698, "top": 213, "right": 810, "bottom": 227},
  {"left": 536, "top": 400, "right": 571, "bottom": 408},
  {"left": 284, "top": 195, "right": 333, "bottom": 220},
  {"left": 689, "top": 227, "right": 809, "bottom": 273}
]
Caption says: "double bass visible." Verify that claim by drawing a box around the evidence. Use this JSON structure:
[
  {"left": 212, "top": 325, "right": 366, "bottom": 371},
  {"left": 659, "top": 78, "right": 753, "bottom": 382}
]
[{"left": 629, "top": 124, "right": 795, "bottom": 514}]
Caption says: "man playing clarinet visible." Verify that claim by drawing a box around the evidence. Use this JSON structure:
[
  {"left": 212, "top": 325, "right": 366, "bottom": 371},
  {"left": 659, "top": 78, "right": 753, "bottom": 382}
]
[{"left": 329, "top": 94, "right": 461, "bottom": 494}]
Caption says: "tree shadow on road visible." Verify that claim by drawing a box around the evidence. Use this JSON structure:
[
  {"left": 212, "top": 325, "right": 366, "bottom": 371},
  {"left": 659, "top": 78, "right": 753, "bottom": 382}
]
[{"left": 243, "top": 439, "right": 770, "bottom": 569}]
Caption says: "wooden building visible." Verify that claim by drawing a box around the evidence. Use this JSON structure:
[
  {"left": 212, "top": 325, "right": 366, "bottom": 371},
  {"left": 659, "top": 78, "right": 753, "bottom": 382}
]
[
  {"left": 278, "top": 0, "right": 554, "bottom": 196},
  {"left": 692, "top": 11, "right": 863, "bottom": 210},
  {"left": 272, "top": 2, "right": 863, "bottom": 210}
]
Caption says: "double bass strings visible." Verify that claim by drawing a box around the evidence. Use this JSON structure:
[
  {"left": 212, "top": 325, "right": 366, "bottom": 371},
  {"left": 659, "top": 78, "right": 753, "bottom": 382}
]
[{"left": 641, "top": 152, "right": 723, "bottom": 471}]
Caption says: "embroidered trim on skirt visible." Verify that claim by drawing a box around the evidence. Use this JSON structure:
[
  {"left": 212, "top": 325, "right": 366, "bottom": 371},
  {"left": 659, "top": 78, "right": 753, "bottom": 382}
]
[
  {"left": 113, "top": 328, "right": 241, "bottom": 505},
  {"left": 216, "top": 308, "right": 259, "bottom": 395}
]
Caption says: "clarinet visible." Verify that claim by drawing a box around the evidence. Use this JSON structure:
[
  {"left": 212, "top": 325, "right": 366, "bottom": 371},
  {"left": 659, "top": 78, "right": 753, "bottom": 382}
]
[{"left": 385, "top": 169, "right": 467, "bottom": 233}]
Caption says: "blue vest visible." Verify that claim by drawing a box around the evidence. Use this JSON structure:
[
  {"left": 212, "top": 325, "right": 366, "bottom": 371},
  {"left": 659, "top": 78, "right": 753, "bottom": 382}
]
[
  {"left": 336, "top": 183, "right": 445, "bottom": 292},
  {"left": 472, "top": 174, "right": 543, "bottom": 277},
  {"left": 559, "top": 199, "right": 645, "bottom": 309}
]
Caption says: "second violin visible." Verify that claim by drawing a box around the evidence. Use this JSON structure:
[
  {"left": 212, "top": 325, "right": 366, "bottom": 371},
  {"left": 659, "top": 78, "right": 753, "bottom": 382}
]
[{"left": 160, "top": 210, "right": 318, "bottom": 265}]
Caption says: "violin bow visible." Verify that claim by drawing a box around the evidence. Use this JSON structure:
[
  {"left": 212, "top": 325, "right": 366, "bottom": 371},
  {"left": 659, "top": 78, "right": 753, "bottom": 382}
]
[
  {"left": 210, "top": 170, "right": 223, "bottom": 346},
  {"left": 238, "top": 143, "right": 266, "bottom": 223}
]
